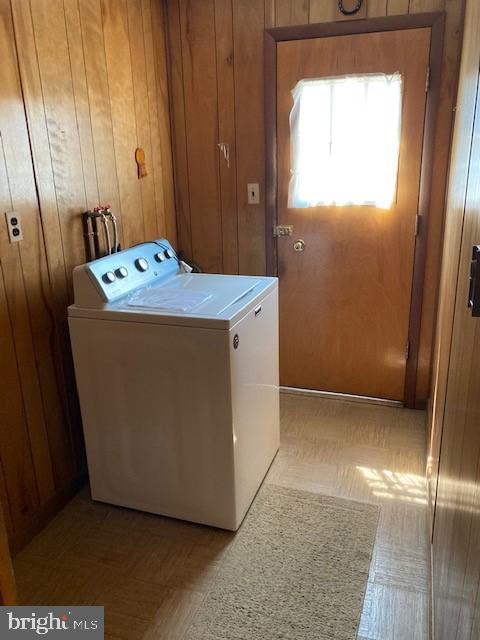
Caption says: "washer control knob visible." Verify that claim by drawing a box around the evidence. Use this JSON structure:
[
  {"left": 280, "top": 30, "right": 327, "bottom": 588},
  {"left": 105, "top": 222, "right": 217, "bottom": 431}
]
[
  {"left": 154, "top": 252, "right": 166, "bottom": 262},
  {"left": 135, "top": 257, "right": 149, "bottom": 272},
  {"left": 116, "top": 266, "right": 128, "bottom": 278},
  {"left": 164, "top": 249, "right": 176, "bottom": 260},
  {"left": 103, "top": 271, "right": 116, "bottom": 284}
]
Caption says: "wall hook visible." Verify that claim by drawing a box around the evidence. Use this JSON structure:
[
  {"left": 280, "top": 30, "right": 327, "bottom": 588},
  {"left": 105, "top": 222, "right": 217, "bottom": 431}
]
[{"left": 217, "top": 142, "right": 230, "bottom": 169}]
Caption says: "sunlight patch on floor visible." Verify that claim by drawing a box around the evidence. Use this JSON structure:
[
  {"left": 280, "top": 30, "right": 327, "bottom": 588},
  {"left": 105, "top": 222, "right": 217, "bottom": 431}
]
[{"left": 357, "top": 466, "right": 427, "bottom": 505}]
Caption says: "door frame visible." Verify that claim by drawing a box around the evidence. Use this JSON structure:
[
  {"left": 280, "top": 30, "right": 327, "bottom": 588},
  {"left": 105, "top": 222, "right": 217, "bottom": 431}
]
[{"left": 264, "top": 12, "right": 445, "bottom": 408}]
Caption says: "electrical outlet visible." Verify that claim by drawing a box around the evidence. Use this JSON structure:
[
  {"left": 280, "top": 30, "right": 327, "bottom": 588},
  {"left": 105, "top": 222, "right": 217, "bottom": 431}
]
[
  {"left": 5, "top": 211, "right": 23, "bottom": 243},
  {"left": 247, "top": 183, "right": 260, "bottom": 205}
]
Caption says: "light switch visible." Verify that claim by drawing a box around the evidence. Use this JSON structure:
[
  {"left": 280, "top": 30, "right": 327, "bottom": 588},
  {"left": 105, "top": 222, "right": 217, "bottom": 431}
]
[
  {"left": 5, "top": 211, "right": 23, "bottom": 243},
  {"left": 247, "top": 183, "right": 260, "bottom": 205}
]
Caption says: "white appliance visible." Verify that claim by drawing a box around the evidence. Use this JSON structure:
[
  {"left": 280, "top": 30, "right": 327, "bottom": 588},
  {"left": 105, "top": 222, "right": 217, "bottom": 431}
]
[{"left": 68, "top": 240, "right": 279, "bottom": 530}]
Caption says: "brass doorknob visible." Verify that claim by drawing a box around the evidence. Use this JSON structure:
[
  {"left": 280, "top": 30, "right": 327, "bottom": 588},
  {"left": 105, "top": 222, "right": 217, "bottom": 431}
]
[{"left": 293, "top": 239, "right": 305, "bottom": 252}]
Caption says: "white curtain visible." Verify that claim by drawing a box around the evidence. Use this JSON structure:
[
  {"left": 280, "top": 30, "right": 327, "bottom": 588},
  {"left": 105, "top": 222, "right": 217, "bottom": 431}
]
[{"left": 288, "top": 72, "right": 403, "bottom": 209}]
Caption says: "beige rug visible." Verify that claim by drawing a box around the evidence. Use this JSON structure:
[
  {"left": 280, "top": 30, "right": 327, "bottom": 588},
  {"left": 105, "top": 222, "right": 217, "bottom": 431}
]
[{"left": 185, "top": 485, "right": 379, "bottom": 640}]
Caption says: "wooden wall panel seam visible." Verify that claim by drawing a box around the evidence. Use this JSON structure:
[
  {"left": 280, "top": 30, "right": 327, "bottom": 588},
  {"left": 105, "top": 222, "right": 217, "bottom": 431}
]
[
  {"left": 77, "top": 0, "right": 124, "bottom": 251},
  {"left": 212, "top": 0, "right": 225, "bottom": 272},
  {"left": 126, "top": 0, "right": 149, "bottom": 242},
  {"left": 151, "top": 0, "right": 177, "bottom": 245},
  {"left": 213, "top": 0, "right": 240, "bottom": 273},
  {"left": 142, "top": 0, "right": 164, "bottom": 238},
  {"left": 61, "top": 1, "right": 92, "bottom": 215},
  {"left": 177, "top": 0, "right": 192, "bottom": 243},
  {"left": 0, "top": 265, "right": 43, "bottom": 506},
  {"left": 98, "top": 0, "right": 129, "bottom": 245},
  {"left": 63, "top": 0, "right": 101, "bottom": 212},
  {"left": 102, "top": 0, "right": 145, "bottom": 248},
  {"left": 0, "top": 256, "right": 40, "bottom": 521},
  {"left": 164, "top": 0, "right": 191, "bottom": 254},
  {"left": 230, "top": 0, "right": 240, "bottom": 274}
]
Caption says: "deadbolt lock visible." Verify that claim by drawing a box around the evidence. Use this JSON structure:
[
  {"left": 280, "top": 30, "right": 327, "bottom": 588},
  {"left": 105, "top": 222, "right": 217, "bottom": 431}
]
[{"left": 293, "top": 239, "right": 306, "bottom": 252}]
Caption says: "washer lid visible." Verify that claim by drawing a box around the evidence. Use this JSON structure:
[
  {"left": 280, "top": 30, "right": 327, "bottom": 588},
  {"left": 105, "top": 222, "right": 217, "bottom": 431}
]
[
  {"left": 69, "top": 273, "right": 278, "bottom": 329},
  {"left": 123, "top": 274, "right": 261, "bottom": 315}
]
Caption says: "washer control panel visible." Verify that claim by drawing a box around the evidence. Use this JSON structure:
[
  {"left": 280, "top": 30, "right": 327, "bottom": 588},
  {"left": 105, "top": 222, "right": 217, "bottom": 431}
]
[{"left": 83, "top": 240, "right": 178, "bottom": 303}]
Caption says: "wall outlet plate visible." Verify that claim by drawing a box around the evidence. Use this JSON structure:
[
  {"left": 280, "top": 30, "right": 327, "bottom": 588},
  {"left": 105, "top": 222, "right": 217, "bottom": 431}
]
[
  {"left": 247, "top": 183, "right": 260, "bottom": 205},
  {"left": 5, "top": 211, "right": 23, "bottom": 243}
]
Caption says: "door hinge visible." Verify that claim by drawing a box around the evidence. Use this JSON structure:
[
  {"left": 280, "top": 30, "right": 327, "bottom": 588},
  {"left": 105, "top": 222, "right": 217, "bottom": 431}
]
[
  {"left": 425, "top": 65, "right": 431, "bottom": 93},
  {"left": 405, "top": 340, "right": 410, "bottom": 360},
  {"left": 415, "top": 213, "right": 421, "bottom": 237},
  {"left": 273, "top": 224, "right": 293, "bottom": 238}
]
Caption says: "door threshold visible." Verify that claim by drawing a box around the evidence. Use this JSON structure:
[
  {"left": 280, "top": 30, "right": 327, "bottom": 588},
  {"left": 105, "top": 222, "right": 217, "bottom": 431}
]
[{"left": 279, "top": 386, "right": 403, "bottom": 408}]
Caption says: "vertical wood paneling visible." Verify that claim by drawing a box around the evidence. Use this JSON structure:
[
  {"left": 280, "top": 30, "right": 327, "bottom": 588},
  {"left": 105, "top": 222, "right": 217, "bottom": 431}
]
[
  {"left": 214, "top": 0, "right": 239, "bottom": 274},
  {"left": 0, "top": 130, "right": 40, "bottom": 525},
  {"left": 0, "top": 258, "right": 39, "bottom": 532},
  {"left": 1, "top": 0, "right": 73, "bottom": 506},
  {"left": 309, "top": 0, "right": 335, "bottom": 22},
  {"left": 387, "top": 0, "right": 410, "bottom": 15},
  {"left": 233, "top": 0, "right": 266, "bottom": 275},
  {"left": 265, "top": 0, "right": 275, "bottom": 27},
  {"left": 367, "top": 0, "right": 388, "bottom": 17},
  {"left": 10, "top": 0, "right": 70, "bottom": 311},
  {"left": 2, "top": 0, "right": 176, "bottom": 552},
  {"left": 127, "top": 0, "right": 157, "bottom": 241},
  {"left": 432, "top": 66, "right": 480, "bottom": 638},
  {"left": 151, "top": 0, "right": 177, "bottom": 245},
  {"left": 410, "top": 0, "right": 446, "bottom": 11},
  {"left": 142, "top": 0, "right": 166, "bottom": 238},
  {"left": 102, "top": 0, "right": 144, "bottom": 248},
  {"left": 179, "top": 0, "right": 223, "bottom": 272},
  {"left": 30, "top": 0, "right": 88, "bottom": 284},
  {"left": 77, "top": 0, "right": 123, "bottom": 251},
  {"left": 165, "top": 0, "right": 192, "bottom": 256},
  {"left": 275, "top": 0, "right": 309, "bottom": 26},
  {"left": 64, "top": 0, "right": 100, "bottom": 212},
  {"left": 427, "top": 0, "right": 480, "bottom": 536}
]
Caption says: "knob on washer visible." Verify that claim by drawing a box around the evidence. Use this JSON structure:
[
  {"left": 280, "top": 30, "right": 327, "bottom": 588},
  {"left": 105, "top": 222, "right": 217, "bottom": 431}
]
[
  {"left": 154, "top": 252, "right": 165, "bottom": 262},
  {"left": 103, "top": 271, "right": 116, "bottom": 284},
  {"left": 116, "top": 266, "right": 128, "bottom": 278},
  {"left": 135, "top": 257, "right": 149, "bottom": 272}
]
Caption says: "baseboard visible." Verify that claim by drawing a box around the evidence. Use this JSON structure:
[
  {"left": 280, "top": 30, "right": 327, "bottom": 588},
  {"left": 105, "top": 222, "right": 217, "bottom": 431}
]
[{"left": 280, "top": 386, "right": 404, "bottom": 408}]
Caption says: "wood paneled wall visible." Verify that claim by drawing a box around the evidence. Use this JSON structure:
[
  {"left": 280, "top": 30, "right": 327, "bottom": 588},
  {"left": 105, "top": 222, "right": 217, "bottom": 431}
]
[
  {"left": 166, "top": 0, "right": 464, "bottom": 406},
  {"left": 0, "top": 0, "right": 175, "bottom": 552},
  {"left": 427, "top": 0, "right": 480, "bottom": 533},
  {"left": 428, "top": 1, "right": 480, "bottom": 634}
]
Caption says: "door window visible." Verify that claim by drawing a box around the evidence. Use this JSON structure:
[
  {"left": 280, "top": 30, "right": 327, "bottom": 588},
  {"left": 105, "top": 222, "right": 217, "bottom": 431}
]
[{"left": 288, "top": 72, "right": 402, "bottom": 209}]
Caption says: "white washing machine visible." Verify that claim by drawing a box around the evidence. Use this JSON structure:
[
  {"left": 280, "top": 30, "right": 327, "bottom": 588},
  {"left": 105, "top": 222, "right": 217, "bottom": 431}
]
[{"left": 68, "top": 240, "right": 279, "bottom": 530}]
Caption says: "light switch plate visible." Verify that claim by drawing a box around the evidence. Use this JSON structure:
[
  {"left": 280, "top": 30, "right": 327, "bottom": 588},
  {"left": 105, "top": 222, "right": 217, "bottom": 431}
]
[
  {"left": 5, "top": 211, "right": 23, "bottom": 243},
  {"left": 247, "top": 183, "right": 260, "bottom": 205}
]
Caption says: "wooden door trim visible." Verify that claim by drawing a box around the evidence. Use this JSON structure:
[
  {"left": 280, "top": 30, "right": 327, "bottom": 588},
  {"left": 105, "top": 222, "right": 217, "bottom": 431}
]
[{"left": 265, "top": 12, "right": 445, "bottom": 408}]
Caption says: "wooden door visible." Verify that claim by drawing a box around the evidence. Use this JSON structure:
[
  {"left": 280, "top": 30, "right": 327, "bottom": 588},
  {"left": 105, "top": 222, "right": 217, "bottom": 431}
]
[
  {"left": 432, "top": 63, "right": 480, "bottom": 639},
  {"left": 276, "top": 29, "right": 431, "bottom": 401}
]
